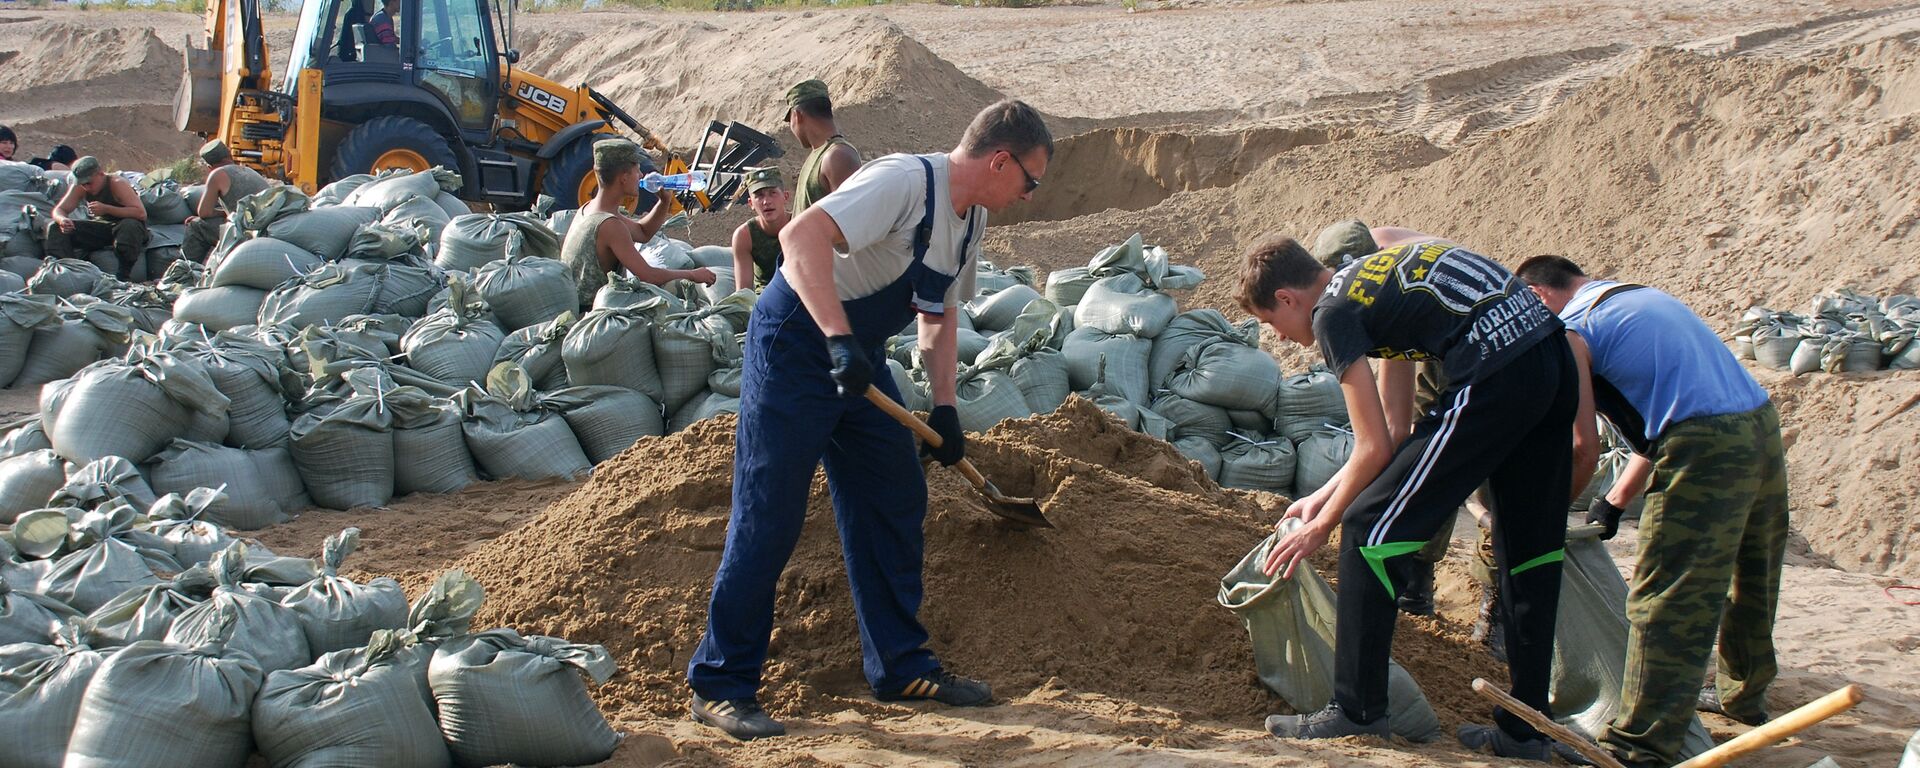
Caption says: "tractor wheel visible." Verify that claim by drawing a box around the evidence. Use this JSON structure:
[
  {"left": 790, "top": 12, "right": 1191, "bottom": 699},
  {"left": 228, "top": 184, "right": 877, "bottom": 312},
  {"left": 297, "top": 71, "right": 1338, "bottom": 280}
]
[
  {"left": 330, "top": 115, "right": 461, "bottom": 183},
  {"left": 542, "top": 133, "right": 655, "bottom": 211}
]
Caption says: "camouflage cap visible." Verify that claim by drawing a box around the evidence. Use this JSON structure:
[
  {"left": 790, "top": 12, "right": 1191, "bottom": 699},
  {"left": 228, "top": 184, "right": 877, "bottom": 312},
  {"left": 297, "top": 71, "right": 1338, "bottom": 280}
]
[
  {"left": 1310, "top": 219, "right": 1377, "bottom": 269},
  {"left": 744, "top": 167, "right": 784, "bottom": 194},
  {"left": 70, "top": 155, "right": 102, "bottom": 184},
  {"left": 592, "top": 138, "right": 645, "bottom": 174},
  {"left": 784, "top": 79, "right": 830, "bottom": 118},
  {"left": 198, "top": 138, "right": 232, "bottom": 164}
]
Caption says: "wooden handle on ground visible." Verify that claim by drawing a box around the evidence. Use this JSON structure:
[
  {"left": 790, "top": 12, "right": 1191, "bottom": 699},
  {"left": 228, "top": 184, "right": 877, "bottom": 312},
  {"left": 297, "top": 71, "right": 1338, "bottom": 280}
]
[
  {"left": 1471, "top": 679, "right": 1627, "bottom": 768},
  {"left": 1673, "top": 685, "right": 1864, "bottom": 768}
]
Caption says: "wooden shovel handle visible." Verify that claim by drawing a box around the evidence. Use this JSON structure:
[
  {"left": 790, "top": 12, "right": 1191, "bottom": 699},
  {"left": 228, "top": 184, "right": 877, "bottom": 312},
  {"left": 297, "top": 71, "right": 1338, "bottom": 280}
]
[
  {"left": 1471, "top": 679, "right": 1627, "bottom": 768},
  {"left": 1673, "top": 685, "right": 1863, "bottom": 768},
  {"left": 863, "top": 386, "right": 993, "bottom": 486},
  {"left": 865, "top": 386, "right": 944, "bottom": 445}
]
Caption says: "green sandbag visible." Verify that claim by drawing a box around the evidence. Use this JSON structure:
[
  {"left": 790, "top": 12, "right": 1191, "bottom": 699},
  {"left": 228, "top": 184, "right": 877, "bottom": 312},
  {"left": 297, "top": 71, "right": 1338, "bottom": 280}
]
[
  {"left": 1149, "top": 309, "right": 1254, "bottom": 392},
  {"left": 1171, "top": 435, "right": 1222, "bottom": 481},
  {"left": 51, "top": 455, "right": 160, "bottom": 511},
  {"left": 0, "top": 626, "right": 104, "bottom": 768},
  {"left": 1218, "top": 527, "right": 1443, "bottom": 743},
  {"left": 165, "top": 545, "right": 311, "bottom": 673},
  {"left": 40, "top": 510, "right": 176, "bottom": 614},
  {"left": 174, "top": 286, "right": 269, "bottom": 332},
  {"left": 0, "top": 292, "right": 60, "bottom": 388},
  {"left": 472, "top": 254, "right": 578, "bottom": 332},
  {"left": 0, "top": 449, "right": 68, "bottom": 524},
  {"left": 0, "top": 419, "right": 51, "bottom": 459},
  {"left": 280, "top": 528, "right": 408, "bottom": 655},
  {"left": 11, "top": 298, "right": 134, "bottom": 389},
  {"left": 1153, "top": 393, "right": 1234, "bottom": 447},
  {"left": 668, "top": 391, "right": 740, "bottom": 433},
  {"left": 655, "top": 293, "right": 753, "bottom": 413},
  {"left": 954, "top": 368, "right": 1034, "bottom": 434},
  {"left": 1218, "top": 433, "right": 1296, "bottom": 493},
  {"left": 429, "top": 628, "right": 619, "bottom": 768},
  {"left": 966, "top": 283, "right": 1043, "bottom": 333},
  {"left": 66, "top": 629, "right": 263, "bottom": 768},
  {"left": 289, "top": 368, "right": 397, "bottom": 510},
  {"left": 1074, "top": 272, "right": 1177, "bottom": 338},
  {"left": 253, "top": 630, "right": 452, "bottom": 768},
  {"left": 1169, "top": 337, "right": 1282, "bottom": 413},
  {"left": 493, "top": 310, "right": 575, "bottom": 391},
  {"left": 47, "top": 346, "right": 230, "bottom": 465},
  {"left": 563, "top": 303, "right": 665, "bottom": 401},
  {"left": 146, "top": 440, "right": 308, "bottom": 530},
  {"left": 144, "top": 489, "right": 238, "bottom": 569},
  {"left": 1293, "top": 425, "right": 1354, "bottom": 497},
  {"left": 1063, "top": 325, "right": 1153, "bottom": 407},
  {"left": 0, "top": 577, "right": 79, "bottom": 647},
  {"left": 544, "top": 385, "right": 665, "bottom": 464},
  {"left": 342, "top": 167, "right": 447, "bottom": 211},
  {"left": 451, "top": 363, "right": 592, "bottom": 481},
  {"left": 401, "top": 277, "right": 505, "bottom": 387},
  {"left": 1275, "top": 366, "right": 1347, "bottom": 442},
  {"left": 1044, "top": 266, "right": 1098, "bottom": 308},
  {"left": 388, "top": 388, "right": 479, "bottom": 496},
  {"left": 25, "top": 258, "right": 105, "bottom": 299},
  {"left": 85, "top": 566, "right": 216, "bottom": 648}
]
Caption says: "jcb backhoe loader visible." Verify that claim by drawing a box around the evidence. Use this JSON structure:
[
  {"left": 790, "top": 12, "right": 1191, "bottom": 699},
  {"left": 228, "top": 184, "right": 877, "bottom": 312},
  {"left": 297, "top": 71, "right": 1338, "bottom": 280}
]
[{"left": 176, "top": 0, "right": 780, "bottom": 212}]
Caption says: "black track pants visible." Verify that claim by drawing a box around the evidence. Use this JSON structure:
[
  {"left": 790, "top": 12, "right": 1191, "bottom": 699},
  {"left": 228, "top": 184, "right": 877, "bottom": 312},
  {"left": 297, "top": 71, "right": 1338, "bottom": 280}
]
[{"left": 1333, "top": 334, "right": 1578, "bottom": 739}]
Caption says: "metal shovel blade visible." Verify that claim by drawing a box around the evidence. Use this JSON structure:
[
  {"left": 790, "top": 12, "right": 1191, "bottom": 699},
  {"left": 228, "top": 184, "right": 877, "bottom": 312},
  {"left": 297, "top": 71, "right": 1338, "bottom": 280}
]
[{"left": 863, "top": 387, "right": 1054, "bottom": 529}]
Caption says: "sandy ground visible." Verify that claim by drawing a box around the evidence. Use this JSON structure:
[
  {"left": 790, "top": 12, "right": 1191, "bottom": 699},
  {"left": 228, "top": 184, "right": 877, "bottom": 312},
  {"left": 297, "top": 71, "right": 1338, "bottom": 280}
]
[{"left": 5, "top": 0, "right": 1920, "bottom": 766}]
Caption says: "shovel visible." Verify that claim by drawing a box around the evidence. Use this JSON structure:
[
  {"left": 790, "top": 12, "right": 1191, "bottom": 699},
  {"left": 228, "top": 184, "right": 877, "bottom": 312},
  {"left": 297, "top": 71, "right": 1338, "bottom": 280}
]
[{"left": 863, "top": 386, "right": 1052, "bottom": 528}]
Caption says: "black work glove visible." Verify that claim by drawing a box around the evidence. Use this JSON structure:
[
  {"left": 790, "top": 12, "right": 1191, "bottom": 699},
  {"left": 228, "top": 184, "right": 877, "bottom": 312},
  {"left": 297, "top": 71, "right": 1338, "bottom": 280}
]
[
  {"left": 826, "top": 334, "right": 871, "bottom": 399},
  {"left": 1587, "top": 497, "right": 1625, "bottom": 541},
  {"left": 923, "top": 405, "right": 966, "bottom": 466}
]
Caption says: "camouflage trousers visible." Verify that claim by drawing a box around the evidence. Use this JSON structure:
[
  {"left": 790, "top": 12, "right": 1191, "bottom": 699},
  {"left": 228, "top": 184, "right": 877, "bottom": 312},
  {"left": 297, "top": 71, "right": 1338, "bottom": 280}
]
[{"left": 1603, "top": 402, "right": 1789, "bottom": 767}]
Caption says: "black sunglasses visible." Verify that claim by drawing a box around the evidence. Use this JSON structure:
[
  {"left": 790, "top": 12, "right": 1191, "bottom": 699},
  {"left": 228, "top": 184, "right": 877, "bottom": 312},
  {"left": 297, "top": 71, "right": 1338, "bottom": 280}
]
[{"left": 1006, "top": 151, "right": 1040, "bottom": 193}]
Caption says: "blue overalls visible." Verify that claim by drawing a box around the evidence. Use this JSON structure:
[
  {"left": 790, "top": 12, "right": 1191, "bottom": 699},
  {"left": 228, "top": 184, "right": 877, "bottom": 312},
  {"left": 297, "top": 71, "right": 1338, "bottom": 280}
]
[{"left": 688, "top": 157, "right": 974, "bottom": 701}]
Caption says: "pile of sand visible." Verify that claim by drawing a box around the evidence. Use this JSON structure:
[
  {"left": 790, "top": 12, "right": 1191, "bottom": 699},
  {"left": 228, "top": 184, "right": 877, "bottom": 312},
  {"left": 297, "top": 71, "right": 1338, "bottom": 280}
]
[
  {"left": 452, "top": 398, "right": 1505, "bottom": 729},
  {"left": 0, "top": 15, "right": 205, "bottom": 169},
  {"left": 514, "top": 11, "right": 1011, "bottom": 163}
]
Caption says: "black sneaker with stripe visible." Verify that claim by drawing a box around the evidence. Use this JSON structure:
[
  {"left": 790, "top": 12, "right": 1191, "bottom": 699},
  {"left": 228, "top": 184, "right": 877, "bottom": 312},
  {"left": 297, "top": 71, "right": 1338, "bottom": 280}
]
[
  {"left": 690, "top": 693, "right": 785, "bottom": 740},
  {"left": 877, "top": 670, "right": 992, "bottom": 707}
]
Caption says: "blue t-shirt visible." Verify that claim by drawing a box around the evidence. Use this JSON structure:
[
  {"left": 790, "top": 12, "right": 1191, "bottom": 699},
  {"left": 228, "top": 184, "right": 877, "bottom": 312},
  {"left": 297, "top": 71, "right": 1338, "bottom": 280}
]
[{"left": 1560, "top": 280, "right": 1768, "bottom": 445}]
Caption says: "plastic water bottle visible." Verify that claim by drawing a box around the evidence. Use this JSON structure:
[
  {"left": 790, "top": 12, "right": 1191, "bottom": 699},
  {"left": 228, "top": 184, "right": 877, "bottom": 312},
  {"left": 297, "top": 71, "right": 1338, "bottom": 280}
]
[{"left": 639, "top": 170, "right": 709, "bottom": 194}]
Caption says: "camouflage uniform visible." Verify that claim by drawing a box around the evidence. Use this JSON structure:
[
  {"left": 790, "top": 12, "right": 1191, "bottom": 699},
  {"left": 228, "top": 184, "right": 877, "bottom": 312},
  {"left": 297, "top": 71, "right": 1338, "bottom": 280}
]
[{"left": 1602, "top": 402, "right": 1789, "bottom": 767}]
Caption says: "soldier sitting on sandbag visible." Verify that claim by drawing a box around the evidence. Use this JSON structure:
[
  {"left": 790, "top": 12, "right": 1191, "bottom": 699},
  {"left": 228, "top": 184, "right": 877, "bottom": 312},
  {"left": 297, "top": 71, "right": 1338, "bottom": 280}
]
[
  {"left": 558, "top": 138, "right": 714, "bottom": 310},
  {"left": 44, "top": 156, "right": 147, "bottom": 280},
  {"left": 182, "top": 139, "right": 273, "bottom": 264}
]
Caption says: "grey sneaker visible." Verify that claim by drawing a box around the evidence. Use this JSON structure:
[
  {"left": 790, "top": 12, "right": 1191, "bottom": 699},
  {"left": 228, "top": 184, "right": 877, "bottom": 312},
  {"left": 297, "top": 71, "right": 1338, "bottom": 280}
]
[
  {"left": 690, "top": 694, "right": 786, "bottom": 740},
  {"left": 1458, "top": 723, "right": 1595, "bottom": 764},
  {"left": 1265, "top": 702, "right": 1390, "bottom": 740}
]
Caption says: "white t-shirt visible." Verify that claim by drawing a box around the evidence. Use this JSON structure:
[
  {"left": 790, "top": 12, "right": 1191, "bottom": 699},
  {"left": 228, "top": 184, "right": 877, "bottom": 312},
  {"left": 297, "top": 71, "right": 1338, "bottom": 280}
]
[{"left": 813, "top": 152, "right": 982, "bottom": 309}]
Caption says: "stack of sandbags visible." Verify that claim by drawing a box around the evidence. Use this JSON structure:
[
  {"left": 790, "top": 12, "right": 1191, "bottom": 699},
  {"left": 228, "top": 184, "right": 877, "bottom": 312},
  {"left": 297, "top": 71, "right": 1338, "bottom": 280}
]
[
  {"left": 1736, "top": 289, "right": 1920, "bottom": 373},
  {"left": 9, "top": 297, "right": 134, "bottom": 389}
]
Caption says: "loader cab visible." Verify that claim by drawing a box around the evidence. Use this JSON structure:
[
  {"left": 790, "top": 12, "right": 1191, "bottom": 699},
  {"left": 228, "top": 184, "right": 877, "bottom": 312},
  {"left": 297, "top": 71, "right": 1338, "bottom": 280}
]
[{"left": 283, "top": 0, "right": 502, "bottom": 142}]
